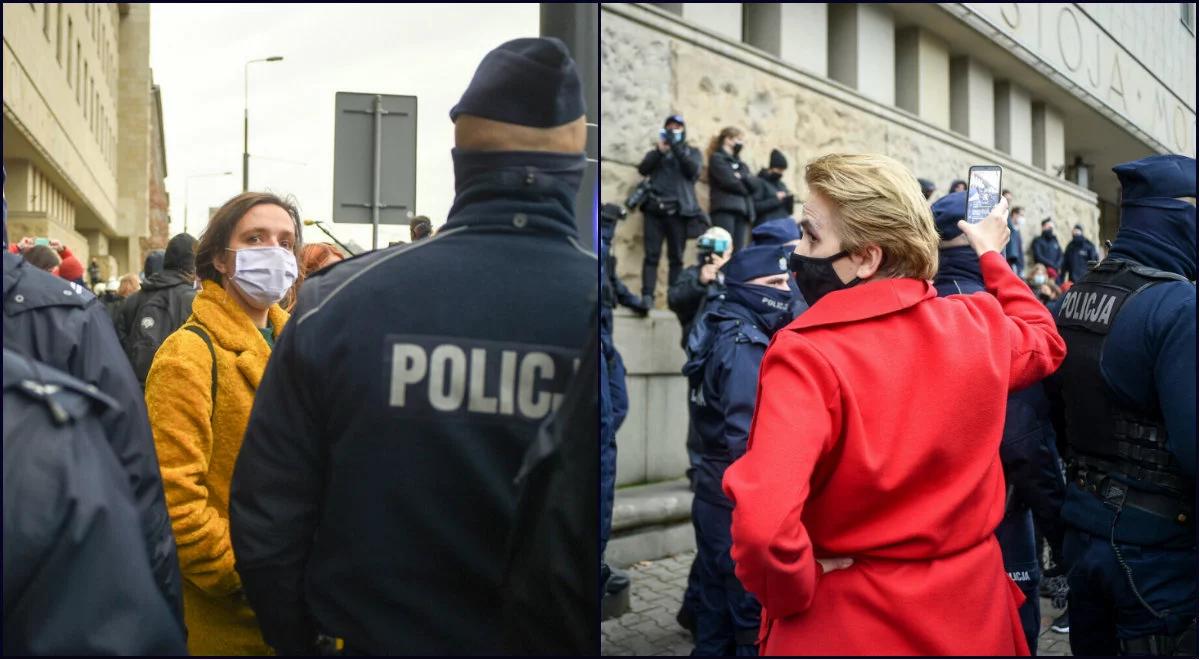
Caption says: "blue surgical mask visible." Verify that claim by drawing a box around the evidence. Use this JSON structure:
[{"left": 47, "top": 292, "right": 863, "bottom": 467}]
[{"left": 225, "top": 246, "right": 298, "bottom": 308}]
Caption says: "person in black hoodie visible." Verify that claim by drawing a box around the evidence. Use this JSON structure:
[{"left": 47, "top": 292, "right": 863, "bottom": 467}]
[
  {"left": 636, "top": 114, "right": 705, "bottom": 307},
  {"left": 115, "top": 233, "right": 199, "bottom": 385},
  {"left": 751, "top": 148, "right": 794, "bottom": 224},
  {"left": 1060, "top": 223, "right": 1100, "bottom": 284},
  {"left": 707, "top": 126, "right": 756, "bottom": 252}
]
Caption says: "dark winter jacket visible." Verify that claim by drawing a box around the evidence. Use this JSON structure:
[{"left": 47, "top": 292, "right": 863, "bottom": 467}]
[
  {"left": 683, "top": 298, "right": 769, "bottom": 509},
  {"left": 1032, "top": 232, "right": 1063, "bottom": 271},
  {"left": 1061, "top": 235, "right": 1100, "bottom": 283},
  {"left": 2, "top": 252, "right": 184, "bottom": 631},
  {"left": 3, "top": 350, "right": 187, "bottom": 657},
  {"left": 750, "top": 169, "right": 793, "bottom": 223},
  {"left": 637, "top": 142, "right": 704, "bottom": 219},
  {"left": 668, "top": 264, "right": 725, "bottom": 350},
  {"left": 708, "top": 151, "right": 756, "bottom": 221}
]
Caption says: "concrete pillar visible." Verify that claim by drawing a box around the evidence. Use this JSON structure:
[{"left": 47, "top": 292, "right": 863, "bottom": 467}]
[
  {"left": 994, "top": 81, "right": 1033, "bottom": 164},
  {"left": 109, "top": 236, "right": 132, "bottom": 275},
  {"left": 1032, "top": 102, "right": 1066, "bottom": 176},
  {"left": 117, "top": 3, "right": 150, "bottom": 268},
  {"left": 4, "top": 159, "right": 34, "bottom": 212},
  {"left": 745, "top": 3, "right": 828, "bottom": 77},
  {"left": 828, "top": 3, "right": 895, "bottom": 106},
  {"left": 82, "top": 229, "right": 110, "bottom": 258},
  {"left": 681, "top": 3, "right": 742, "bottom": 42},
  {"left": 950, "top": 57, "right": 995, "bottom": 147},
  {"left": 895, "top": 27, "right": 950, "bottom": 129}
]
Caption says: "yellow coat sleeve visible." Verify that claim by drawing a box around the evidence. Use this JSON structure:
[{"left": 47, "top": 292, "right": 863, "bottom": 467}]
[{"left": 145, "top": 330, "right": 241, "bottom": 598}]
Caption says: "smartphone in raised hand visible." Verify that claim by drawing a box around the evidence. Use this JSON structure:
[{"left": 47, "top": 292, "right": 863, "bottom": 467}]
[{"left": 965, "top": 165, "right": 1002, "bottom": 224}]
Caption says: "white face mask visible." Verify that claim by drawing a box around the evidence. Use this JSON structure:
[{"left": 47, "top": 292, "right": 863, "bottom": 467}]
[
  {"left": 1033, "top": 274, "right": 1047, "bottom": 286},
  {"left": 225, "top": 246, "right": 297, "bottom": 308}
]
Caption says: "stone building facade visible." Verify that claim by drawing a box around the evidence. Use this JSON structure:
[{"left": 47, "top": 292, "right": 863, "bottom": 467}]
[
  {"left": 3, "top": 3, "right": 167, "bottom": 280},
  {"left": 602, "top": 2, "right": 1196, "bottom": 511}
]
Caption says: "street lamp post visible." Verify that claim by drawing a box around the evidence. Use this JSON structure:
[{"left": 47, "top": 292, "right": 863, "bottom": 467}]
[
  {"left": 185, "top": 171, "right": 233, "bottom": 235},
  {"left": 243, "top": 56, "right": 284, "bottom": 192}
]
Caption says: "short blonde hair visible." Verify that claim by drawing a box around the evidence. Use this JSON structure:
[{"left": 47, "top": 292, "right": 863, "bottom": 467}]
[
  {"left": 117, "top": 273, "right": 141, "bottom": 297},
  {"left": 805, "top": 153, "right": 940, "bottom": 280}
]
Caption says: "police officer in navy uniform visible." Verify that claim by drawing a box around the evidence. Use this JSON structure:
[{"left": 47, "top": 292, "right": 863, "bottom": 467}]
[
  {"left": 1, "top": 166, "right": 184, "bottom": 632},
  {"left": 600, "top": 202, "right": 643, "bottom": 600},
  {"left": 1050, "top": 154, "right": 1197, "bottom": 657},
  {"left": 228, "top": 37, "right": 596, "bottom": 656},
  {"left": 683, "top": 244, "right": 795, "bottom": 656},
  {"left": 3, "top": 348, "right": 187, "bottom": 656},
  {"left": 931, "top": 192, "right": 1069, "bottom": 652}
]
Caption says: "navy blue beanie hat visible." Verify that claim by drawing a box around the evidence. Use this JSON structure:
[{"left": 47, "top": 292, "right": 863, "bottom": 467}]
[
  {"left": 918, "top": 177, "right": 936, "bottom": 194},
  {"left": 1110, "top": 154, "right": 1198, "bottom": 279},
  {"left": 1114, "top": 154, "right": 1197, "bottom": 202},
  {"left": 931, "top": 190, "right": 967, "bottom": 240},
  {"left": 721, "top": 244, "right": 791, "bottom": 283},
  {"left": 769, "top": 149, "right": 788, "bottom": 170},
  {"left": 751, "top": 217, "right": 800, "bottom": 246},
  {"left": 449, "top": 37, "right": 585, "bottom": 128},
  {"left": 663, "top": 114, "right": 685, "bottom": 128}
]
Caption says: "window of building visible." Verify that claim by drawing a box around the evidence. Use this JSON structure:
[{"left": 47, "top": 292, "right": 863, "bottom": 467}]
[
  {"left": 1183, "top": 3, "right": 1196, "bottom": 34},
  {"left": 56, "top": 4, "right": 63, "bottom": 63},
  {"left": 66, "top": 18, "right": 73, "bottom": 82},
  {"left": 76, "top": 41, "right": 81, "bottom": 100},
  {"left": 83, "top": 61, "right": 89, "bottom": 117},
  {"left": 43, "top": 3, "right": 50, "bottom": 39}
]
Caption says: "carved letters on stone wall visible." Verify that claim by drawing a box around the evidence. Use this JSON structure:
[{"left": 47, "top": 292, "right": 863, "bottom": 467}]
[{"left": 964, "top": 3, "right": 1196, "bottom": 156}]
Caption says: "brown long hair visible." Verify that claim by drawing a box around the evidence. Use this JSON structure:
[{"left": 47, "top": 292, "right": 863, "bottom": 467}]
[
  {"left": 705, "top": 126, "right": 742, "bottom": 162},
  {"left": 195, "top": 192, "right": 303, "bottom": 285},
  {"left": 705, "top": 126, "right": 744, "bottom": 186}
]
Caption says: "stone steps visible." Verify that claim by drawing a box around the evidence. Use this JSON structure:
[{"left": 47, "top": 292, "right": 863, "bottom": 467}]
[{"left": 606, "top": 478, "right": 697, "bottom": 568}]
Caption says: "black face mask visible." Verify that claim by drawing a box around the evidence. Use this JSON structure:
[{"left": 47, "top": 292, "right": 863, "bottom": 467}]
[
  {"left": 732, "top": 142, "right": 743, "bottom": 157},
  {"left": 725, "top": 281, "right": 795, "bottom": 334},
  {"left": 789, "top": 250, "right": 860, "bottom": 305},
  {"left": 1042, "top": 229, "right": 1055, "bottom": 239}
]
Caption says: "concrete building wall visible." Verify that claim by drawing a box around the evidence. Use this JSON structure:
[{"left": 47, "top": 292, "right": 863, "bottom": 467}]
[
  {"left": 602, "top": 2, "right": 1117, "bottom": 488},
  {"left": 142, "top": 83, "right": 170, "bottom": 256},
  {"left": 3, "top": 3, "right": 159, "bottom": 277}
]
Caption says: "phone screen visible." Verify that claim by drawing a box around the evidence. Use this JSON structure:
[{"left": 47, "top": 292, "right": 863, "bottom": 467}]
[
  {"left": 34, "top": 237, "right": 50, "bottom": 246},
  {"left": 966, "top": 166, "right": 1002, "bottom": 224}
]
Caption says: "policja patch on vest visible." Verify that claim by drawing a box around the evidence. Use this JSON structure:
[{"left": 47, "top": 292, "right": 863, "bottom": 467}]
[{"left": 386, "top": 335, "right": 580, "bottom": 420}]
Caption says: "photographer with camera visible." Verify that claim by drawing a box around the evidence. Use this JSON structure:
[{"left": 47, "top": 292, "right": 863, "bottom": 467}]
[
  {"left": 633, "top": 114, "right": 705, "bottom": 308},
  {"left": 668, "top": 226, "right": 733, "bottom": 352},
  {"left": 751, "top": 149, "right": 795, "bottom": 224}
]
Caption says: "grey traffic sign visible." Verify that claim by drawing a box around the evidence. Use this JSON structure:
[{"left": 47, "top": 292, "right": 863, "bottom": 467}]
[{"left": 332, "top": 92, "right": 418, "bottom": 249}]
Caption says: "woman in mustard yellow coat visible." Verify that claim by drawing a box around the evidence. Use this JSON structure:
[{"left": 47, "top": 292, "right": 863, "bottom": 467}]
[{"left": 145, "top": 192, "right": 301, "bottom": 656}]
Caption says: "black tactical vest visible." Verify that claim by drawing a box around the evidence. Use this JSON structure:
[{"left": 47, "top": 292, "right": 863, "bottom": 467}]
[{"left": 1054, "top": 258, "right": 1192, "bottom": 501}]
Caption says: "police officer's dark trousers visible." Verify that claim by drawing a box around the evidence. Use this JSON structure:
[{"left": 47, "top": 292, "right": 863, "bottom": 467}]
[
  {"left": 996, "top": 508, "right": 1041, "bottom": 655},
  {"left": 1064, "top": 528, "right": 1197, "bottom": 656},
  {"left": 643, "top": 211, "right": 686, "bottom": 298},
  {"left": 691, "top": 495, "right": 759, "bottom": 657},
  {"left": 710, "top": 211, "right": 751, "bottom": 253},
  {"left": 600, "top": 348, "right": 626, "bottom": 556}
]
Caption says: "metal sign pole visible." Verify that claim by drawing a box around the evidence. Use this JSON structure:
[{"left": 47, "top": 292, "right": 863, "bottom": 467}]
[{"left": 372, "top": 94, "right": 385, "bottom": 251}]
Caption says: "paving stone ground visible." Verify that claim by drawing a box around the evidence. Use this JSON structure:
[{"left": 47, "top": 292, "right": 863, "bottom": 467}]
[{"left": 602, "top": 550, "right": 1072, "bottom": 656}]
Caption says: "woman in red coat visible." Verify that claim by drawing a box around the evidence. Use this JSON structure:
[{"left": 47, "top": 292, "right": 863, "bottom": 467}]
[{"left": 723, "top": 153, "right": 1066, "bottom": 656}]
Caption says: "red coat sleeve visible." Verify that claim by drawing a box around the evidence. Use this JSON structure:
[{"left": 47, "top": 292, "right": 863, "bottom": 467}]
[
  {"left": 979, "top": 251, "right": 1067, "bottom": 391},
  {"left": 722, "top": 332, "right": 841, "bottom": 620}
]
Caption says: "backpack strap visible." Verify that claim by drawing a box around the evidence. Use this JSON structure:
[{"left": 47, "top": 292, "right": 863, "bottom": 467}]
[{"left": 183, "top": 324, "right": 217, "bottom": 420}]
